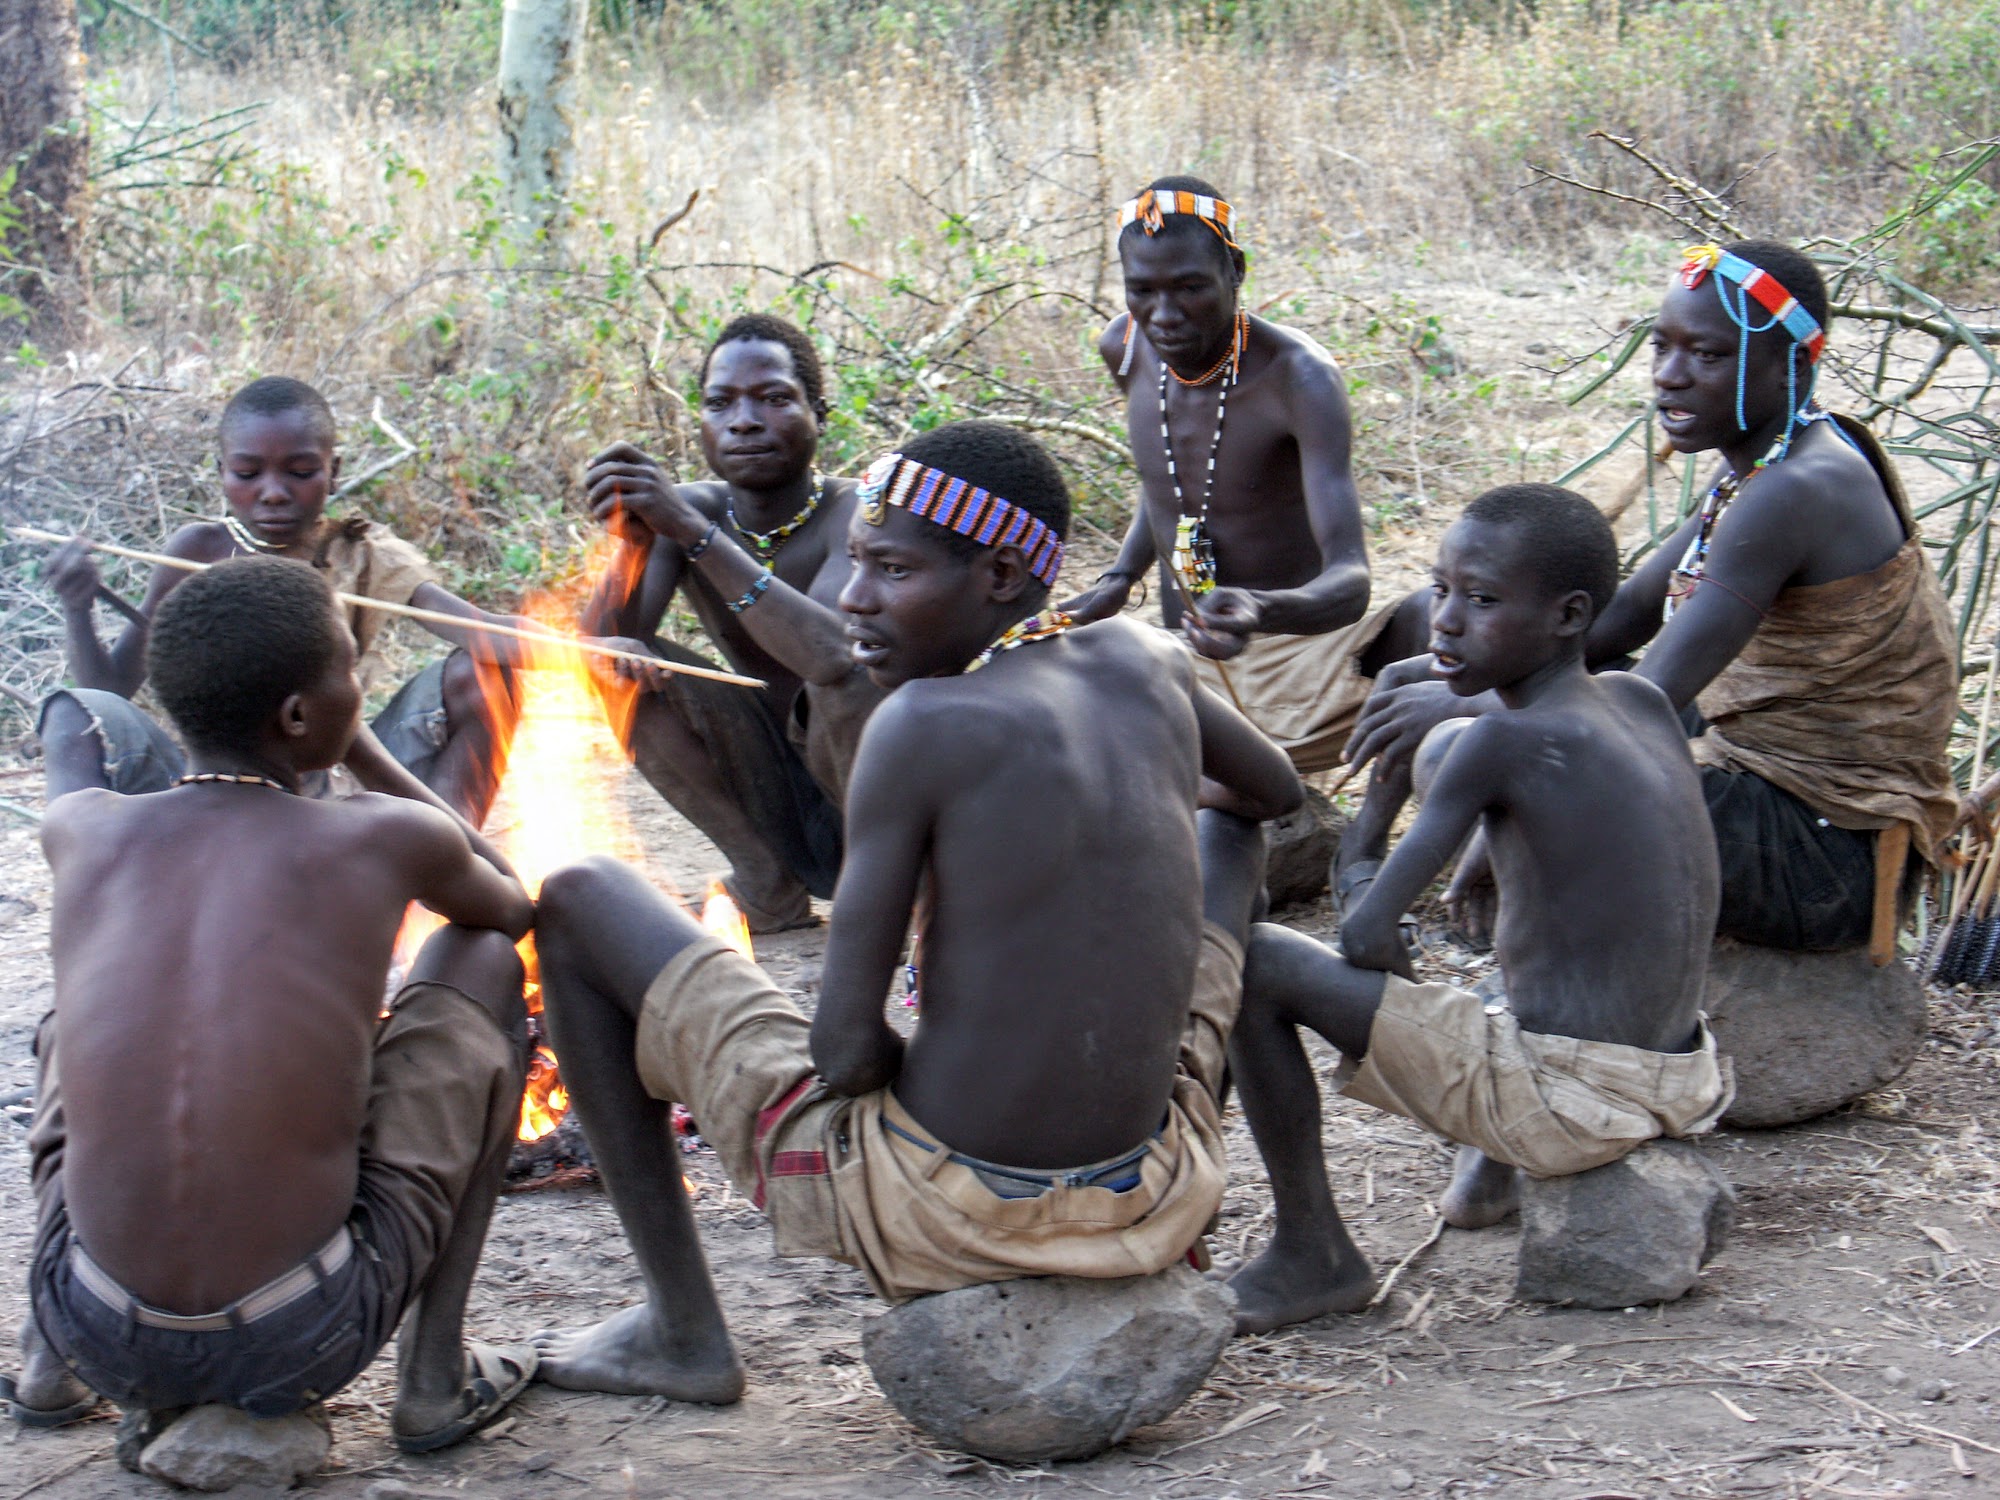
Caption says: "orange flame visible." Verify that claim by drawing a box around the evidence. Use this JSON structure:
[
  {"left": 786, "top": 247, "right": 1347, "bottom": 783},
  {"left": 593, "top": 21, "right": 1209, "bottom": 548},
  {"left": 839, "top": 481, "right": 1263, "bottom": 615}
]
[{"left": 700, "top": 879, "right": 756, "bottom": 961}]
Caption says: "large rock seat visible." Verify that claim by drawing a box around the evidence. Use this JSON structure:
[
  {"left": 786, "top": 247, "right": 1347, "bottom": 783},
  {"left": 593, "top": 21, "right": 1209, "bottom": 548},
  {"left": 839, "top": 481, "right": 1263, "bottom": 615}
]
[
  {"left": 860, "top": 1267, "right": 1233, "bottom": 1463},
  {"left": 1702, "top": 938, "right": 1927, "bottom": 1128},
  {"left": 1515, "top": 1140, "right": 1734, "bottom": 1308}
]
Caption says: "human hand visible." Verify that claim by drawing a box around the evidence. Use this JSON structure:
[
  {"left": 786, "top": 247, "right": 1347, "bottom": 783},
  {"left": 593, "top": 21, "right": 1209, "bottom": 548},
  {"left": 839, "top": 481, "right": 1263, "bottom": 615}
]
[
  {"left": 1344, "top": 671, "right": 1460, "bottom": 777},
  {"left": 1338, "top": 908, "right": 1417, "bottom": 980},
  {"left": 1443, "top": 827, "right": 1497, "bottom": 950},
  {"left": 1059, "top": 572, "right": 1134, "bottom": 624},
  {"left": 1184, "top": 587, "right": 1260, "bottom": 661},
  {"left": 585, "top": 443, "right": 704, "bottom": 549},
  {"left": 584, "top": 636, "right": 679, "bottom": 694},
  {"left": 43, "top": 538, "right": 103, "bottom": 615}
]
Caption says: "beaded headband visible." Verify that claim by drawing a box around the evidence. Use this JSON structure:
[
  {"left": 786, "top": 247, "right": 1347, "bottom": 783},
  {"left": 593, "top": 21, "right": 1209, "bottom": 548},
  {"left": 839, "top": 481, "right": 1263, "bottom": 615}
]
[
  {"left": 1117, "top": 188, "right": 1240, "bottom": 251},
  {"left": 858, "top": 453, "right": 1065, "bottom": 588},
  {"left": 1679, "top": 245, "right": 1826, "bottom": 362}
]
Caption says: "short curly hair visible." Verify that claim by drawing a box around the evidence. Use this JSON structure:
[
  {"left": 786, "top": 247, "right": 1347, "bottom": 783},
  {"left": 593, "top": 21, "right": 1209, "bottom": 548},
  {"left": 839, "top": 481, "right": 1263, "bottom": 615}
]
[
  {"left": 893, "top": 420, "right": 1071, "bottom": 597},
  {"left": 1460, "top": 483, "right": 1618, "bottom": 622},
  {"left": 149, "top": 556, "right": 347, "bottom": 754},
  {"left": 699, "top": 314, "right": 826, "bottom": 411},
  {"left": 218, "top": 376, "right": 338, "bottom": 451}
]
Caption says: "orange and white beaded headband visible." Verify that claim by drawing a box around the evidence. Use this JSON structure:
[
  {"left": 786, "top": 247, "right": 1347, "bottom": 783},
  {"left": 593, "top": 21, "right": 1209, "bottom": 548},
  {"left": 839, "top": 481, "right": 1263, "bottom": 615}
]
[
  {"left": 858, "top": 453, "right": 1065, "bottom": 588},
  {"left": 1116, "top": 189, "right": 1240, "bottom": 251}
]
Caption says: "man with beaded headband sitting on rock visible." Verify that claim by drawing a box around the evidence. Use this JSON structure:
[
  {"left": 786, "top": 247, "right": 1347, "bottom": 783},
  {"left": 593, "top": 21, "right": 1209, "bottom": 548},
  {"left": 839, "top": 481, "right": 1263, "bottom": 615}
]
[
  {"left": 1343, "top": 241, "right": 1957, "bottom": 1226},
  {"left": 526, "top": 421, "right": 1302, "bottom": 1401},
  {"left": 1065, "top": 175, "right": 1431, "bottom": 902}
]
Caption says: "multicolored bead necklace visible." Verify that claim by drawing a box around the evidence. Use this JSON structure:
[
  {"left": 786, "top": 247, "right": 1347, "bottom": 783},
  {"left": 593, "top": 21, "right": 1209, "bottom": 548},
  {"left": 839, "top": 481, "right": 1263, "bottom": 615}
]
[
  {"left": 1665, "top": 404, "right": 1830, "bottom": 621},
  {"left": 727, "top": 473, "right": 824, "bottom": 560},
  {"left": 1158, "top": 312, "right": 1246, "bottom": 598},
  {"left": 964, "top": 608, "right": 1074, "bottom": 673},
  {"left": 175, "top": 771, "right": 294, "bottom": 793}
]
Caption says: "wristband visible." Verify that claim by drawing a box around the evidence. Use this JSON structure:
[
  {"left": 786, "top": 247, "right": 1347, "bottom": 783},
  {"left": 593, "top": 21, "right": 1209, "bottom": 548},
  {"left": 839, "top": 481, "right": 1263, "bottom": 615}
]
[
  {"left": 727, "top": 570, "right": 774, "bottom": 614},
  {"left": 684, "top": 522, "right": 719, "bottom": 561}
]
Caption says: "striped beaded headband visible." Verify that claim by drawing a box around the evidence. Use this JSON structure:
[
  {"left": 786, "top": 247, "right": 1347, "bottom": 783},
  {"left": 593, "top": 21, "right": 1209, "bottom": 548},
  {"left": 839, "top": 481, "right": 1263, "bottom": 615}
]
[
  {"left": 1679, "top": 244, "right": 1826, "bottom": 362},
  {"left": 1117, "top": 189, "right": 1240, "bottom": 251},
  {"left": 857, "top": 453, "right": 1065, "bottom": 588}
]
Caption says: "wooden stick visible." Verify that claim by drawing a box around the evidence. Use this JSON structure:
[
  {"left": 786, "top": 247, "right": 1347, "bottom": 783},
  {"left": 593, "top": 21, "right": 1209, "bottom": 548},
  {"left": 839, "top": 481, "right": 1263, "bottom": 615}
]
[
  {"left": 1869, "top": 821, "right": 1912, "bottom": 967},
  {"left": 1160, "top": 560, "right": 1252, "bottom": 719},
  {"left": 5, "top": 525, "right": 766, "bottom": 689}
]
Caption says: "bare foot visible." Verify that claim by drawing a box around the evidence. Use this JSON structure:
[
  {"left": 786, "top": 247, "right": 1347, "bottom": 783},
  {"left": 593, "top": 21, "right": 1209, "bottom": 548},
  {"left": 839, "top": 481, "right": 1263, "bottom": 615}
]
[
  {"left": 9, "top": 1317, "right": 94, "bottom": 1419},
  {"left": 1440, "top": 1146, "right": 1520, "bottom": 1229},
  {"left": 532, "top": 1304, "right": 744, "bottom": 1403},
  {"left": 1228, "top": 1236, "right": 1377, "bottom": 1334}
]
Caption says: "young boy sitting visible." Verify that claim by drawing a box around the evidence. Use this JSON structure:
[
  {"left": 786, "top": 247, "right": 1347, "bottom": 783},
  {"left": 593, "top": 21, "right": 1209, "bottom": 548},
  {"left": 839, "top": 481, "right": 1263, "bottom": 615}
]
[
  {"left": 8, "top": 556, "right": 538, "bottom": 1456},
  {"left": 38, "top": 376, "right": 532, "bottom": 826},
  {"left": 526, "top": 421, "right": 1302, "bottom": 1400},
  {"left": 1226, "top": 485, "right": 1734, "bottom": 1334}
]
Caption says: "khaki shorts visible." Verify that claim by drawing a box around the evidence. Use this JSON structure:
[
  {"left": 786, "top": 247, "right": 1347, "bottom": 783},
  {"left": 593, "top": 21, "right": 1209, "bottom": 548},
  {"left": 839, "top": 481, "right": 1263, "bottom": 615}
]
[
  {"left": 1336, "top": 975, "right": 1735, "bottom": 1178},
  {"left": 1188, "top": 597, "right": 1402, "bottom": 774},
  {"left": 634, "top": 924, "right": 1244, "bottom": 1303}
]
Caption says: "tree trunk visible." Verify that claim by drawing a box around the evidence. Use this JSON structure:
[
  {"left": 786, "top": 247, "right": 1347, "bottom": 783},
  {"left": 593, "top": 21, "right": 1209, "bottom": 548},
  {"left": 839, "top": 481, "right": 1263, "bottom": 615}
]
[
  {"left": 0, "top": 0, "right": 90, "bottom": 351},
  {"left": 497, "top": 0, "right": 586, "bottom": 247}
]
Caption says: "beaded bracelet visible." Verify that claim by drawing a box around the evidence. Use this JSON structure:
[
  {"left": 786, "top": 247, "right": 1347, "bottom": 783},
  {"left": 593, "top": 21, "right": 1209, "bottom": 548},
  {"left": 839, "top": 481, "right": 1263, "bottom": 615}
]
[
  {"left": 684, "top": 522, "right": 719, "bottom": 561},
  {"left": 727, "top": 570, "right": 774, "bottom": 614}
]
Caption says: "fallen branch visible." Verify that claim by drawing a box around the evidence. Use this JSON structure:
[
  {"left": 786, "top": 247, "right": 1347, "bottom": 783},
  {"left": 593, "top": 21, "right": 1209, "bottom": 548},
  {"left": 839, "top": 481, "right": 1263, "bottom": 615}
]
[
  {"left": 1363, "top": 1212, "right": 1447, "bottom": 1311},
  {"left": 4, "top": 526, "right": 765, "bottom": 689},
  {"left": 331, "top": 398, "right": 420, "bottom": 499},
  {"left": 1805, "top": 1369, "right": 2000, "bottom": 1458}
]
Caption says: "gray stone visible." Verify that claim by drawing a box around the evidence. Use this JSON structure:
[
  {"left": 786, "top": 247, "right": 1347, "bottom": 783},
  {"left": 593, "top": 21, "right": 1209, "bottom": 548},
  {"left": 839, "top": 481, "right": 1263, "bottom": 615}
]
[
  {"left": 139, "top": 1403, "right": 330, "bottom": 1492},
  {"left": 1516, "top": 1140, "right": 1735, "bottom": 1308},
  {"left": 861, "top": 1267, "right": 1234, "bottom": 1463},
  {"left": 1702, "top": 939, "right": 1927, "bottom": 1128},
  {"left": 1265, "top": 788, "right": 1338, "bottom": 910}
]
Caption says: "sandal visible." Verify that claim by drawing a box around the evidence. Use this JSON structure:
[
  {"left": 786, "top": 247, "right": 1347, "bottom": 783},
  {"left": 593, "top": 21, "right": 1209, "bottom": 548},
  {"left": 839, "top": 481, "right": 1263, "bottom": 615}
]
[{"left": 392, "top": 1342, "right": 537, "bottom": 1455}]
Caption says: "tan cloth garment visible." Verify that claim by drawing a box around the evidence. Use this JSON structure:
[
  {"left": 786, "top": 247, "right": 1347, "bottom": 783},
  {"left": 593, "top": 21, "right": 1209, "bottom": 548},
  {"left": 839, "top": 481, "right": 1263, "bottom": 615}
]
[
  {"left": 1336, "top": 974, "right": 1735, "bottom": 1179},
  {"left": 1691, "top": 416, "right": 1959, "bottom": 864},
  {"left": 312, "top": 519, "right": 436, "bottom": 692},
  {"left": 1188, "top": 598, "right": 1402, "bottom": 773},
  {"left": 635, "top": 924, "right": 1242, "bottom": 1303}
]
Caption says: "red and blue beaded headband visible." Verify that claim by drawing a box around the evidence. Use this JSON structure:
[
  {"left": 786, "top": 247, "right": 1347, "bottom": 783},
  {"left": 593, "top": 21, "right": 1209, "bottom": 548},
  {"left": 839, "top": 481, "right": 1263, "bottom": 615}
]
[
  {"left": 1679, "top": 244, "right": 1826, "bottom": 363},
  {"left": 858, "top": 453, "right": 1065, "bottom": 588}
]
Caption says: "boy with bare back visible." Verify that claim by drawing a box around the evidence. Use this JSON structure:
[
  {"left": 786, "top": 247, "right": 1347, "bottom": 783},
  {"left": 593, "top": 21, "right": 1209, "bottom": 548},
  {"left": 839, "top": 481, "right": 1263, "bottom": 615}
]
[
  {"left": 529, "top": 421, "right": 1301, "bottom": 1400},
  {"left": 1065, "top": 176, "right": 1429, "bottom": 809},
  {"left": 1227, "top": 486, "right": 1733, "bottom": 1333},
  {"left": 581, "top": 315, "right": 878, "bottom": 931},
  {"left": 8, "top": 556, "right": 538, "bottom": 1456}
]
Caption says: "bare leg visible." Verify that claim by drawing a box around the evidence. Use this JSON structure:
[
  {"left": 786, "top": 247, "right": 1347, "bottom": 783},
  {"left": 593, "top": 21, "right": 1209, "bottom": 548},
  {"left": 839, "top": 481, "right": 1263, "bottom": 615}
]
[
  {"left": 1227, "top": 923, "right": 1385, "bottom": 1333},
  {"left": 1200, "top": 808, "right": 1266, "bottom": 949},
  {"left": 391, "top": 925, "right": 533, "bottom": 1442},
  {"left": 36, "top": 695, "right": 111, "bottom": 800},
  {"left": 1439, "top": 1146, "right": 1521, "bottom": 1229},
  {"left": 423, "top": 652, "right": 520, "bottom": 829},
  {"left": 1333, "top": 587, "right": 1437, "bottom": 896},
  {"left": 11, "top": 1315, "right": 92, "bottom": 1415},
  {"left": 624, "top": 695, "right": 810, "bottom": 930},
  {"left": 527, "top": 856, "right": 744, "bottom": 1401}
]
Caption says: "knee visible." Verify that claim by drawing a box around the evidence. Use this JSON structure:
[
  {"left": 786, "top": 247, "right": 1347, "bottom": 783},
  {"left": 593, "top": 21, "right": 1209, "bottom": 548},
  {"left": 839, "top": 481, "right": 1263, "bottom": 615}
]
[
  {"left": 36, "top": 693, "right": 97, "bottom": 761},
  {"left": 534, "top": 855, "right": 627, "bottom": 938},
  {"left": 441, "top": 650, "right": 515, "bottom": 732},
  {"left": 1411, "top": 717, "right": 1475, "bottom": 803}
]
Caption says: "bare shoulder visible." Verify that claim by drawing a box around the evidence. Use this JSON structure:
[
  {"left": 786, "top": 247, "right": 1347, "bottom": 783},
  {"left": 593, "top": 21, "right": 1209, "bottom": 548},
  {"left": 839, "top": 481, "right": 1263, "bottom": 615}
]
[
  {"left": 1088, "top": 613, "right": 1190, "bottom": 682},
  {"left": 1256, "top": 319, "right": 1348, "bottom": 409},
  {"left": 1594, "top": 667, "right": 1677, "bottom": 720},
  {"left": 161, "top": 520, "right": 234, "bottom": 564},
  {"left": 676, "top": 479, "right": 732, "bottom": 523},
  {"left": 817, "top": 475, "right": 859, "bottom": 522},
  {"left": 39, "top": 787, "right": 123, "bottom": 861},
  {"left": 330, "top": 790, "right": 466, "bottom": 864}
]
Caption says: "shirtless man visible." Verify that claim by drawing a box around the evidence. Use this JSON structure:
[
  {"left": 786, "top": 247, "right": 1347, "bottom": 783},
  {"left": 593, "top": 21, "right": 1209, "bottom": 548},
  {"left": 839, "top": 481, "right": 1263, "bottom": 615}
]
[
  {"left": 1064, "top": 175, "right": 1428, "bottom": 832},
  {"left": 1227, "top": 486, "right": 1732, "bottom": 1332},
  {"left": 1345, "top": 242, "right": 1957, "bottom": 953},
  {"left": 9, "top": 557, "right": 536, "bottom": 1455},
  {"left": 39, "top": 376, "right": 532, "bottom": 826},
  {"left": 527, "top": 421, "right": 1301, "bottom": 1399},
  {"left": 581, "top": 315, "right": 879, "bottom": 932}
]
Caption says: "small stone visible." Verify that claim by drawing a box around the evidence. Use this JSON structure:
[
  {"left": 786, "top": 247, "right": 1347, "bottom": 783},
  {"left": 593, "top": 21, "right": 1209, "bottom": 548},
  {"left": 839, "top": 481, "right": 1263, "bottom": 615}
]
[
  {"left": 1917, "top": 1378, "right": 1951, "bottom": 1402},
  {"left": 1389, "top": 1469, "right": 1416, "bottom": 1490},
  {"left": 1516, "top": 1140, "right": 1734, "bottom": 1308},
  {"left": 1702, "top": 940, "right": 1927, "bottom": 1128},
  {"left": 139, "top": 1403, "right": 331, "bottom": 1492},
  {"left": 521, "top": 1449, "right": 556, "bottom": 1472},
  {"left": 861, "top": 1267, "right": 1234, "bottom": 1463},
  {"left": 1265, "top": 788, "right": 1338, "bottom": 910},
  {"left": 1883, "top": 1366, "right": 1910, "bottom": 1389}
]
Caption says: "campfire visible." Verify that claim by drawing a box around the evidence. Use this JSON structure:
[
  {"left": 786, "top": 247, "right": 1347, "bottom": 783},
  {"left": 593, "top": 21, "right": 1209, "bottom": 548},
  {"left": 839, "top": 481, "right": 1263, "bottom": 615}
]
[{"left": 394, "top": 578, "right": 755, "bottom": 1170}]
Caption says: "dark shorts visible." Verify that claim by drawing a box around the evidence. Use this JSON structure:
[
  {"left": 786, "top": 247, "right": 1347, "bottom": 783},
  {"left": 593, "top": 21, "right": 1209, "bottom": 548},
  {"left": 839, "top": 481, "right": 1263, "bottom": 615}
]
[
  {"left": 1702, "top": 765, "right": 1876, "bottom": 952},
  {"left": 28, "top": 982, "right": 524, "bottom": 1415},
  {"left": 40, "top": 656, "right": 455, "bottom": 798},
  {"left": 648, "top": 639, "right": 843, "bottom": 900}
]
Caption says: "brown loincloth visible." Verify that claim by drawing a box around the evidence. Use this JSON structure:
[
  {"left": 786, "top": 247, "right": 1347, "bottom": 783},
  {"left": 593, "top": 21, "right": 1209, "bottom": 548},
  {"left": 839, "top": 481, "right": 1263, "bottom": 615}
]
[{"left": 312, "top": 519, "right": 437, "bottom": 692}]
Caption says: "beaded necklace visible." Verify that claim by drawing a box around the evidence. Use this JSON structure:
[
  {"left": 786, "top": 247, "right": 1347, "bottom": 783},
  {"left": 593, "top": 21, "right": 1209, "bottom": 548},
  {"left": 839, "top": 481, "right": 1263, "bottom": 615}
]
[
  {"left": 964, "top": 608, "right": 1074, "bottom": 673},
  {"left": 1158, "top": 311, "right": 1247, "bottom": 598},
  {"left": 727, "top": 473, "right": 824, "bottom": 560},
  {"left": 1665, "top": 405, "right": 1830, "bottom": 621},
  {"left": 221, "top": 512, "right": 291, "bottom": 555},
  {"left": 175, "top": 771, "right": 294, "bottom": 793}
]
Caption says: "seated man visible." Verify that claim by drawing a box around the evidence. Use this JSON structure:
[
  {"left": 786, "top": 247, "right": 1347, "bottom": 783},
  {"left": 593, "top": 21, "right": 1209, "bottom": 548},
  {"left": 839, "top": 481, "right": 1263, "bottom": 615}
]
[
  {"left": 1227, "top": 486, "right": 1733, "bottom": 1333},
  {"left": 529, "top": 421, "right": 1302, "bottom": 1398},
  {"left": 9, "top": 556, "right": 536, "bottom": 1454},
  {"left": 1345, "top": 243, "right": 1958, "bottom": 951},
  {"left": 581, "top": 315, "right": 880, "bottom": 931},
  {"left": 1063, "top": 175, "right": 1429, "bottom": 801},
  {"left": 39, "top": 376, "right": 532, "bottom": 826}
]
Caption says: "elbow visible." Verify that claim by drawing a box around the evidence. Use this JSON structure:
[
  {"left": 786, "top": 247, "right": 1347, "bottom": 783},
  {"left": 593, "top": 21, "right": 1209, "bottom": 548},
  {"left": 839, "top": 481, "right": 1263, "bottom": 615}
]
[{"left": 810, "top": 1033, "right": 897, "bottom": 1098}]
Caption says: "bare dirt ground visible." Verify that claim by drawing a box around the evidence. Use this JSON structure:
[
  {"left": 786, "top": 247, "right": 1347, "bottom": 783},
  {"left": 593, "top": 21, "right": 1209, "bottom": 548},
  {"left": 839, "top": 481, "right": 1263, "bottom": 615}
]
[{"left": 0, "top": 737, "right": 1996, "bottom": 1500}]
